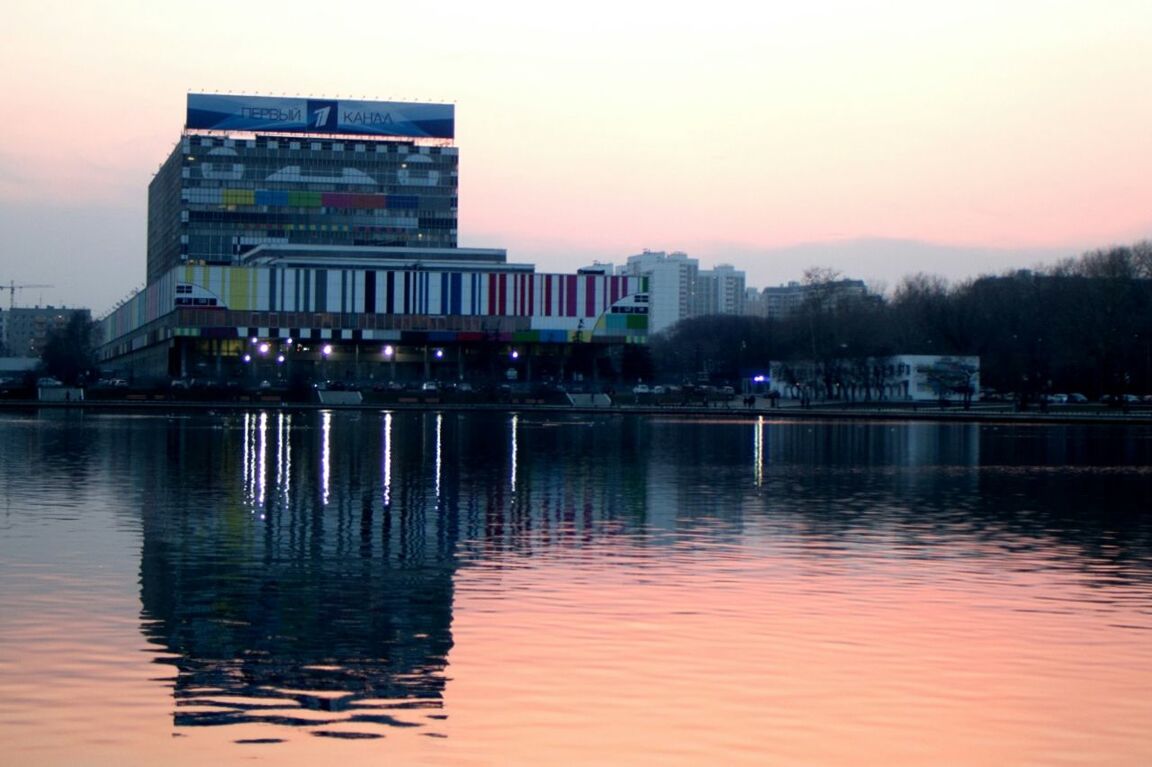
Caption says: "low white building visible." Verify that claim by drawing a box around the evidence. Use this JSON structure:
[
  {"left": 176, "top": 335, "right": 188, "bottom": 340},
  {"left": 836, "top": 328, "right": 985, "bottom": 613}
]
[{"left": 767, "top": 354, "right": 980, "bottom": 403}]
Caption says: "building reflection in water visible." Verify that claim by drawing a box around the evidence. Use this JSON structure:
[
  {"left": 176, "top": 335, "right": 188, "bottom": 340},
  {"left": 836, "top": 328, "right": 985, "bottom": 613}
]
[
  {"left": 141, "top": 410, "right": 463, "bottom": 741},
  {"left": 136, "top": 412, "right": 1152, "bottom": 741}
]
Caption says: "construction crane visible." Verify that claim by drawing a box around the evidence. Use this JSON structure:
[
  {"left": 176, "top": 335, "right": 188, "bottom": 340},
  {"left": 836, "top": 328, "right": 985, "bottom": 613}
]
[{"left": 1, "top": 281, "right": 55, "bottom": 310}]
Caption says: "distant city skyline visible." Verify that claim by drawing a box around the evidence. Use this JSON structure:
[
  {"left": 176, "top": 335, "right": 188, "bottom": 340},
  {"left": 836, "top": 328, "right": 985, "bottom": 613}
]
[{"left": 2, "top": 0, "right": 1150, "bottom": 314}]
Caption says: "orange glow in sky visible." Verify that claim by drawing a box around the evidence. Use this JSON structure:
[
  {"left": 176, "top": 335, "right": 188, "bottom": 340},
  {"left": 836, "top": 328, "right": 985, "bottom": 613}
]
[{"left": 2, "top": 0, "right": 1150, "bottom": 310}]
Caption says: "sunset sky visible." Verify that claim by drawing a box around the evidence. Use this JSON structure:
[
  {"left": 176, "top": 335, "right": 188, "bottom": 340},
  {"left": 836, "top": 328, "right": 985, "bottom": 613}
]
[{"left": 2, "top": 0, "right": 1150, "bottom": 313}]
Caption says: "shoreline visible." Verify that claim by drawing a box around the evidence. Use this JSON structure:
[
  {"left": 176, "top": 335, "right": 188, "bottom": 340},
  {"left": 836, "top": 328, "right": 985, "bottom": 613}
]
[{"left": 3, "top": 397, "right": 1151, "bottom": 426}]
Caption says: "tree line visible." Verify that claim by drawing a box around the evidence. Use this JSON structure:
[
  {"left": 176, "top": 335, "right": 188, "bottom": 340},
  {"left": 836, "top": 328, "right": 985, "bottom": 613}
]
[{"left": 648, "top": 242, "right": 1152, "bottom": 400}]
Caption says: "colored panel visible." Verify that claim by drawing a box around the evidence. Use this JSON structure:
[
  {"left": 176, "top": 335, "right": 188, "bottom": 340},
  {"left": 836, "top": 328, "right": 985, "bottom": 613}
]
[
  {"left": 229, "top": 268, "right": 250, "bottom": 310},
  {"left": 365, "top": 270, "right": 376, "bottom": 313},
  {"left": 566, "top": 275, "right": 577, "bottom": 317},
  {"left": 451, "top": 273, "right": 463, "bottom": 316},
  {"left": 315, "top": 269, "right": 327, "bottom": 312},
  {"left": 385, "top": 195, "right": 419, "bottom": 210},
  {"left": 222, "top": 189, "right": 255, "bottom": 206},
  {"left": 287, "top": 191, "right": 323, "bottom": 207}
]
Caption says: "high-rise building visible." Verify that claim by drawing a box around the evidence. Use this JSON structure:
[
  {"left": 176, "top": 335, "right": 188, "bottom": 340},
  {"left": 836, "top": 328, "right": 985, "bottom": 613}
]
[
  {"left": 2, "top": 306, "right": 91, "bottom": 358},
  {"left": 624, "top": 250, "right": 698, "bottom": 334},
  {"left": 760, "top": 279, "right": 868, "bottom": 320},
  {"left": 695, "top": 264, "right": 745, "bottom": 317},
  {"left": 146, "top": 94, "right": 459, "bottom": 283},
  {"left": 100, "top": 94, "right": 649, "bottom": 382}
]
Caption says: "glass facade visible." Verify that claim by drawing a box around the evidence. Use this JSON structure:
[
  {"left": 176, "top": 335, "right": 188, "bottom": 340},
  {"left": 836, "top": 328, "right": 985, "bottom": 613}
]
[{"left": 147, "top": 134, "right": 459, "bottom": 283}]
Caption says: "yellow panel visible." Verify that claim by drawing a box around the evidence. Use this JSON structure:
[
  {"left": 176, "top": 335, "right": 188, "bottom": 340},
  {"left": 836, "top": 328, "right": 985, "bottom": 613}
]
[{"left": 229, "top": 268, "right": 250, "bottom": 310}]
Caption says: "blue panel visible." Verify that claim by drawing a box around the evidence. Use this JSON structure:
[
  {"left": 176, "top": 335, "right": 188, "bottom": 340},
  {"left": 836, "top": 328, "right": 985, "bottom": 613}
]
[
  {"left": 186, "top": 94, "right": 455, "bottom": 139},
  {"left": 314, "top": 270, "right": 327, "bottom": 313},
  {"left": 451, "top": 273, "right": 463, "bottom": 316}
]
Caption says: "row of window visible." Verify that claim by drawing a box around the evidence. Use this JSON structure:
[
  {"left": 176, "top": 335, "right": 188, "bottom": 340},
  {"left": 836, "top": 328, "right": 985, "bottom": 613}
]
[{"left": 189, "top": 135, "right": 454, "bottom": 155}]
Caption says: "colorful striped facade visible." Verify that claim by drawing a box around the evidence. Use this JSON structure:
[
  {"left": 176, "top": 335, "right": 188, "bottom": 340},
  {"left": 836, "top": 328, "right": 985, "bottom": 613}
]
[{"left": 100, "top": 265, "right": 649, "bottom": 360}]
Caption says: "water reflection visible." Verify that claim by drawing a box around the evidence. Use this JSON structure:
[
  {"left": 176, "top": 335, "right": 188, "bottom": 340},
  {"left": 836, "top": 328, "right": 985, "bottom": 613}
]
[
  {"left": 139, "top": 411, "right": 459, "bottom": 740},
  {"left": 6, "top": 411, "right": 1150, "bottom": 749}
]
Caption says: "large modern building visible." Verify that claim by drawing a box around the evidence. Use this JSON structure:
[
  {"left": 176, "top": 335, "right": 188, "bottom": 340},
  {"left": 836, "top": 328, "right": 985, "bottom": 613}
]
[
  {"left": 100, "top": 94, "right": 649, "bottom": 382},
  {"left": 2, "top": 306, "right": 92, "bottom": 357}
]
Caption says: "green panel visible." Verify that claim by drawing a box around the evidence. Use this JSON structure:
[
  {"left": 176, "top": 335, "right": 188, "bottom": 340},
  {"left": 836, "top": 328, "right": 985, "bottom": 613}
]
[{"left": 288, "top": 191, "right": 323, "bottom": 207}]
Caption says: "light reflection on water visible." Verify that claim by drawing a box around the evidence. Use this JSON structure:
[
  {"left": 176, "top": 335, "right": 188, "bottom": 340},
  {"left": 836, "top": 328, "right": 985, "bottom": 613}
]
[{"left": 0, "top": 411, "right": 1150, "bottom": 765}]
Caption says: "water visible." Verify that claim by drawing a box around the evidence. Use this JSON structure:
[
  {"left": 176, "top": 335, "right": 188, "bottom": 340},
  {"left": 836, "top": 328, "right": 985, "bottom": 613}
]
[{"left": 1, "top": 410, "right": 1151, "bottom": 765}]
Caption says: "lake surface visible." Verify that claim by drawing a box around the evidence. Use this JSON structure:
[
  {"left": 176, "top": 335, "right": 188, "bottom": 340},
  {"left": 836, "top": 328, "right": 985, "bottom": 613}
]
[{"left": 1, "top": 409, "right": 1151, "bottom": 765}]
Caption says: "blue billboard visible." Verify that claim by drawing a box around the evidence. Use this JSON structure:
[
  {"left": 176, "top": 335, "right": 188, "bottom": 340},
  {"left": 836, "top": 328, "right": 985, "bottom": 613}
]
[{"left": 186, "top": 94, "right": 454, "bottom": 139}]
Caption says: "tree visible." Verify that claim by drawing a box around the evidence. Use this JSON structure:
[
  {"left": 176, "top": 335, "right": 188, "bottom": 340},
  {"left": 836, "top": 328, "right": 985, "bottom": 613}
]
[{"left": 40, "top": 311, "right": 96, "bottom": 385}]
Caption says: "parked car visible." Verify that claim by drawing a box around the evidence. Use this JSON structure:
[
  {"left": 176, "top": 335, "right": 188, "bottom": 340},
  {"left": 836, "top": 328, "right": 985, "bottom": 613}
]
[
  {"left": 632, "top": 384, "right": 650, "bottom": 395},
  {"left": 1067, "top": 393, "right": 1088, "bottom": 403},
  {"left": 37, "top": 377, "right": 63, "bottom": 387}
]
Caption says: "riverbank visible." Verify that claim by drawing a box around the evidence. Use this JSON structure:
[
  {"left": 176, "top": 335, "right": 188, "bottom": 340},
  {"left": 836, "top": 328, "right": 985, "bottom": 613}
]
[{"left": 3, "top": 395, "right": 1151, "bottom": 426}]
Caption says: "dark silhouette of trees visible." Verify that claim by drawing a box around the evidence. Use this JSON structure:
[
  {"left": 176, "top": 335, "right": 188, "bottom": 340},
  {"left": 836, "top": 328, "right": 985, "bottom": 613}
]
[
  {"left": 646, "top": 241, "right": 1152, "bottom": 400},
  {"left": 40, "top": 311, "right": 97, "bottom": 385}
]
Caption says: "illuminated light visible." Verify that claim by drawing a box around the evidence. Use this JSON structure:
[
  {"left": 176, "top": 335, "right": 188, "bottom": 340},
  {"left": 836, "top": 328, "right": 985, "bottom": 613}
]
[
  {"left": 510, "top": 350, "right": 519, "bottom": 359},
  {"left": 510, "top": 413, "right": 519, "bottom": 492},
  {"left": 250, "top": 337, "right": 258, "bottom": 344},
  {"left": 382, "top": 412, "right": 393, "bottom": 506},
  {"left": 435, "top": 348, "right": 444, "bottom": 359},
  {"left": 435, "top": 413, "right": 443, "bottom": 499},
  {"left": 383, "top": 344, "right": 394, "bottom": 357},
  {"left": 285, "top": 337, "right": 294, "bottom": 345},
  {"left": 753, "top": 375, "right": 766, "bottom": 383},
  {"left": 277, "top": 354, "right": 285, "bottom": 363},
  {"left": 322, "top": 344, "right": 333, "bottom": 356},
  {"left": 243, "top": 354, "right": 251, "bottom": 363},
  {"left": 259, "top": 342, "right": 270, "bottom": 354},
  {"left": 321, "top": 410, "right": 331, "bottom": 506}
]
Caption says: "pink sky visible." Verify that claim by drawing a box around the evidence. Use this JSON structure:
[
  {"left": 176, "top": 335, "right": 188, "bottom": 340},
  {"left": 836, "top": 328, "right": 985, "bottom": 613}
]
[{"left": 2, "top": 1, "right": 1150, "bottom": 312}]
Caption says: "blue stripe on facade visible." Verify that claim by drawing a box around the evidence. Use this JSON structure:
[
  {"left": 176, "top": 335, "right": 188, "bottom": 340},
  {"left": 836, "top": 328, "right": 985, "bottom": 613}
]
[
  {"left": 386, "top": 271, "right": 395, "bottom": 314},
  {"left": 315, "top": 269, "right": 327, "bottom": 312},
  {"left": 451, "top": 273, "right": 462, "bottom": 315},
  {"left": 365, "top": 270, "right": 376, "bottom": 313}
]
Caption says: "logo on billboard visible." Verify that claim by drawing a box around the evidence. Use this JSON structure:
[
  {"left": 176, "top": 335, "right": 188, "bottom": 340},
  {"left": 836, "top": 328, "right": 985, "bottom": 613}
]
[{"left": 306, "top": 99, "right": 338, "bottom": 131}]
